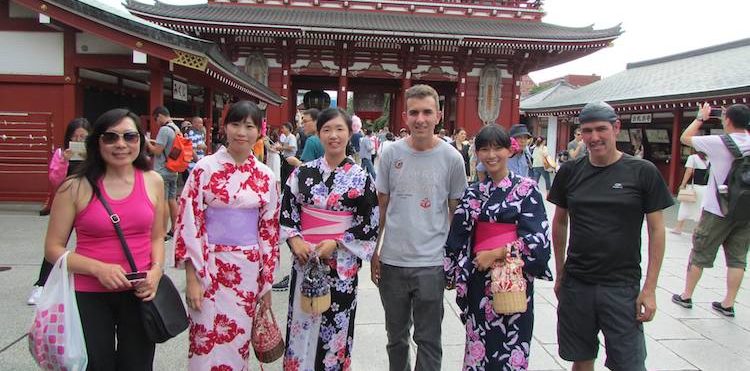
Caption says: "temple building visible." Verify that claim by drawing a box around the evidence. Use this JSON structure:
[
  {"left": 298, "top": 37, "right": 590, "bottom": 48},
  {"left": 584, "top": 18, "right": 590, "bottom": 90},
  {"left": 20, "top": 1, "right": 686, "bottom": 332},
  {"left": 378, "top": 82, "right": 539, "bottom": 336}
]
[
  {"left": 125, "top": 0, "right": 622, "bottom": 134},
  {"left": 1, "top": 0, "right": 282, "bottom": 201},
  {"left": 522, "top": 38, "right": 750, "bottom": 193},
  {"left": 1, "top": 0, "right": 621, "bottom": 201}
]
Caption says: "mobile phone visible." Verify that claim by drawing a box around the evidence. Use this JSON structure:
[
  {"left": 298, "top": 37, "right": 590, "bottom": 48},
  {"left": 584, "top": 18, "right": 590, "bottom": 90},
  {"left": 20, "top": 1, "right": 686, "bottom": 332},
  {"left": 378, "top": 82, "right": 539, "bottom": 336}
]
[
  {"left": 709, "top": 108, "right": 723, "bottom": 118},
  {"left": 125, "top": 271, "right": 148, "bottom": 283}
]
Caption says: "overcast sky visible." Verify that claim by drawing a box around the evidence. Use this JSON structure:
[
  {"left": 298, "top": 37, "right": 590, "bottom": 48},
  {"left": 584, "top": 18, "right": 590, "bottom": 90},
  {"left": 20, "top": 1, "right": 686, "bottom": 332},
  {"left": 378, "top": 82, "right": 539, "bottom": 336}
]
[
  {"left": 530, "top": 0, "right": 750, "bottom": 83},
  {"left": 110, "top": 0, "right": 749, "bottom": 84}
]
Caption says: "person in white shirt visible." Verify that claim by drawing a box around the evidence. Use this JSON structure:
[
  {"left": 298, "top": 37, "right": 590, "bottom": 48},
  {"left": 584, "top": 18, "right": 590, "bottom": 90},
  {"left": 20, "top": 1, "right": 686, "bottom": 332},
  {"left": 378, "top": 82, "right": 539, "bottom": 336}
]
[
  {"left": 671, "top": 151, "right": 709, "bottom": 234},
  {"left": 672, "top": 103, "right": 750, "bottom": 317}
]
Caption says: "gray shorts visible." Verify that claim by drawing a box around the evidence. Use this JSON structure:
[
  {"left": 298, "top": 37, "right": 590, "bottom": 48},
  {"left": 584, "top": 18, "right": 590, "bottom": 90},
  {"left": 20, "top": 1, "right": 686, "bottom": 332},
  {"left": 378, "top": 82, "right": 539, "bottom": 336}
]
[
  {"left": 157, "top": 170, "right": 178, "bottom": 200},
  {"left": 557, "top": 276, "right": 646, "bottom": 370}
]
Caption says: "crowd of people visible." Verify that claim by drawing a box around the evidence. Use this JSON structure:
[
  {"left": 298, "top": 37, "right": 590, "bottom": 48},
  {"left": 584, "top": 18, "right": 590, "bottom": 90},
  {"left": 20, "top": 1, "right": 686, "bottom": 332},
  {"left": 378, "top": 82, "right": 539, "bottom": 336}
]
[{"left": 32, "top": 82, "right": 750, "bottom": 370}]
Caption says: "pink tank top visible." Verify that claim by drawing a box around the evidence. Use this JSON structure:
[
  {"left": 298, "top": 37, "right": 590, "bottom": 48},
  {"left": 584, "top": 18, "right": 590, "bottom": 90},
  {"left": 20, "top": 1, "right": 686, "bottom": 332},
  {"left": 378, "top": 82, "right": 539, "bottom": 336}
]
[{"left": 73, "top": 170, "right": 155, "bottom": 292}]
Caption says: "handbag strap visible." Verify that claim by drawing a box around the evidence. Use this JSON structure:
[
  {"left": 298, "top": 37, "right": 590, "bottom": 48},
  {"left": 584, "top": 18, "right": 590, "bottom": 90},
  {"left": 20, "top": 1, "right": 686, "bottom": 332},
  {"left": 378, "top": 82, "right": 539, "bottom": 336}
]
[{"left": 92, "top": 185, "right": 138, "bottom": 273}]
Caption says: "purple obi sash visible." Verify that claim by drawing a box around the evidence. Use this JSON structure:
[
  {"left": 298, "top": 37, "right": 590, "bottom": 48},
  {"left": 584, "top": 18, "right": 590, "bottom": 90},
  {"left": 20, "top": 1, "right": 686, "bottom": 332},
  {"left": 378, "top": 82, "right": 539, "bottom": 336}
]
[
  {"left": 300, "top": 206, "right": 353, "bottom": 244},
  {"left": 474, "top": 222, "right": 517, "bottom": 253},
  {"left": 205, "top": 206, "right": 259, "bottom": 247}
]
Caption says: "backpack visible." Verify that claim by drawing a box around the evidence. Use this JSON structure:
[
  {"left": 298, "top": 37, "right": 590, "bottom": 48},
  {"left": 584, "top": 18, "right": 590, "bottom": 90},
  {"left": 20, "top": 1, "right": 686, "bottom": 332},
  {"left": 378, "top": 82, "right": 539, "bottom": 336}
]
[
  {"left": 717, "top": 134, "right": 750, "bottom": 221},
  {"left": 165, "top": 124, "right": 194, "bottom": 173}
]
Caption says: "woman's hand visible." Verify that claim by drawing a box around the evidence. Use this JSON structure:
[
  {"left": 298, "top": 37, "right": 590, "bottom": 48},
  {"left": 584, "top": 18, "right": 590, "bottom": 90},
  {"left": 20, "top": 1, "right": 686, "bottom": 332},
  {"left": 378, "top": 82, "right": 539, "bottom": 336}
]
[
  {"left": 185, "top": 275, "right": 205, "bottom": 312},
  {"left": 94, "top": 262, "right": 132, "bottom": 290},
  {"left": 473, "top": 247, "right": 507, "bottom": 272},
  {"left": 62, "top": 148, "right": 73, "bottom": 161},
  {"left": 315, "top": 239, "right": 338, "bottom": 260},
  {"left": 289, "top": 237, "right": 312, "bottom": 265},
  {"left": 135, "top": 266, "right": 163, "bottom": 301},
  {"left": 258, "top": 290, "right": 272, "bottom": 313}
]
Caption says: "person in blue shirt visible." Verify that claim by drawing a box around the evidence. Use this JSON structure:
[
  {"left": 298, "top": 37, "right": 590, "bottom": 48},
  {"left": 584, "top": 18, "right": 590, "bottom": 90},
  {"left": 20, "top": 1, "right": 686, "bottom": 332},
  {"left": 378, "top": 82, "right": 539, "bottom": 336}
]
[
  {"left": 299, "top": 108, "right": 324, "bottom": 162},
  {"left": 507, "top": 124, "right": 533, "bottom": 177}
]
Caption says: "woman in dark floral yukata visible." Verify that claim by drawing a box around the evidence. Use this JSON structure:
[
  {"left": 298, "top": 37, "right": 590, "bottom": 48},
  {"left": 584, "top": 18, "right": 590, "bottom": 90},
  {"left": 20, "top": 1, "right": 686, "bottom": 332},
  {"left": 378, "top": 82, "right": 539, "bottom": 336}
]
[
  {"left": 445, "top": 124, "right": 552, "bottom": 371},
  {"left": 280, "top": 107, "right": 379, "bottom": 370}
]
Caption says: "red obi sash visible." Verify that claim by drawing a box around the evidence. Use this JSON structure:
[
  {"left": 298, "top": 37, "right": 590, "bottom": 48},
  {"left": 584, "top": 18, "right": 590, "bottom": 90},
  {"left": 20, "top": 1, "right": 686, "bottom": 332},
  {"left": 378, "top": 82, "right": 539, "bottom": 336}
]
[
  {"left": 474, "top": 222, "right": 517, "bottom": 253},
  {"left": 300, "top": 206, "right": 353, "bottom": 244}
]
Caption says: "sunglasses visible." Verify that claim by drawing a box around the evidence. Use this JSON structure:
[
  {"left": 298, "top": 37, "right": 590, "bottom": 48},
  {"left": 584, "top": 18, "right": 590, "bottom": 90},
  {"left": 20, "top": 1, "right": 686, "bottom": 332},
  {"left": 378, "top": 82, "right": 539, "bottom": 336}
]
[{"left": 100, "top": 131, "right": 140, "bottom": 144}]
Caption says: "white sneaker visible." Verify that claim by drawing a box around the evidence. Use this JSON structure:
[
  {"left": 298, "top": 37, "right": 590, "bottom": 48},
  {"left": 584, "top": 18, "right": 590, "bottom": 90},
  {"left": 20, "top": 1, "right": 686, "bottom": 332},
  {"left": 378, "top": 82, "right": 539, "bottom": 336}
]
[{"left": 27, "top": 286, "right": 43, "bottom": 305}]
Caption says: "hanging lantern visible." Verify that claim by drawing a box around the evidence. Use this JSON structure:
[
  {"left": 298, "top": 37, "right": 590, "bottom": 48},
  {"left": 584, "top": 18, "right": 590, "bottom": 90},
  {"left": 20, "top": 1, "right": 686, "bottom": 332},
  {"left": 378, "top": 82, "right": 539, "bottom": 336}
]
[{"left": 303, "top": 90, "right": 331, "bottom": 110}]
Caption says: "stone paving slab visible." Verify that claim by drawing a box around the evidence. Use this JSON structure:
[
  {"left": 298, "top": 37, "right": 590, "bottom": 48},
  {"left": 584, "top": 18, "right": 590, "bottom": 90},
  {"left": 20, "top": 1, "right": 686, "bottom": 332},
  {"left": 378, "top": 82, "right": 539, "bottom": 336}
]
[{"left": 2, "top": 201, "right": 749, "bottom": 370}]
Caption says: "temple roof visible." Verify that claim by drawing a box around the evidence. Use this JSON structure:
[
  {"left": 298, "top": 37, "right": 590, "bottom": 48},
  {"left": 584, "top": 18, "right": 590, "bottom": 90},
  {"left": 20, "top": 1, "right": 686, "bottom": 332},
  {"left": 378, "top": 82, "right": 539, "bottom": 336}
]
[
  {"left": 522, "top": 38, "right": 750, "bottom": 113},
  {"left": 125, "top": 1, "right": 621, "bottom": 44},
  {"left": 40, "top": 0, "right": 283, "bottom": 104}
]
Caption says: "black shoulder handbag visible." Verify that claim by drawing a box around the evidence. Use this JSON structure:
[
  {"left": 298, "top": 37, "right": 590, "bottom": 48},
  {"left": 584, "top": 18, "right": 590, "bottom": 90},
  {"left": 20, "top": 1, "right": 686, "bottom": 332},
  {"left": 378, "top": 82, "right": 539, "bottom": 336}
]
[{"left": 93, "top": 186, "right": 189, "bottom": 343}]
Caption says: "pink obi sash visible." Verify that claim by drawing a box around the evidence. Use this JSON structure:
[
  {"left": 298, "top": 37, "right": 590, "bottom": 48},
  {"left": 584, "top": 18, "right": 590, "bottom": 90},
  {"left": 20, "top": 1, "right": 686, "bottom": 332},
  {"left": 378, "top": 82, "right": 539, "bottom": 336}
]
[
  {"left": 474, "top": 222, "right": 517, "bottom": 253},
  {"left": 300, "top": 206, "right": 353, "bottom": 244}
]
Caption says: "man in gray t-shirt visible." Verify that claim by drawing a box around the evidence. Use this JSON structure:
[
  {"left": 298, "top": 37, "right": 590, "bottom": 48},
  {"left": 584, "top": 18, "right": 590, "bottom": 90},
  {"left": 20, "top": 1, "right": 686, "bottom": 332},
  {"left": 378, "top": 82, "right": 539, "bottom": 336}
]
[
  {"left": 146, "top": 106, "right": 179, "bottom": 239},
  {"left": 373, "top": 84, "right": 467, "bottom": 371},
  {"left": 567, "top": 127, "right": 588, "bottom": 160}
]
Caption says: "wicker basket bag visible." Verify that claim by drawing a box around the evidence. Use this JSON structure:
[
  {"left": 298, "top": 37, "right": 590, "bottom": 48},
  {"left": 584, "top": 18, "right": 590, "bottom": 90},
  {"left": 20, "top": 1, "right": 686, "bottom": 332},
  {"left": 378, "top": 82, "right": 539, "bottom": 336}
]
[
  {"left": 251, "top": 305, "right": 285, "bottom": 363},
  {"left": 490, "top": 243, "right": 528, "bottom": 315},
  {"left": 300, "top": 256, "right": 332, "bottom": 315}
]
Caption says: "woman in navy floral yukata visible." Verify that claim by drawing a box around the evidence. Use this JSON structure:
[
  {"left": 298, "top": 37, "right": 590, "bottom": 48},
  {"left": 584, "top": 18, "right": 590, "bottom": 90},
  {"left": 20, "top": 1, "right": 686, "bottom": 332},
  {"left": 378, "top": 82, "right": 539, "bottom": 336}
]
[
  {"left": 445, "top": 124, "right": 552, "bottom": 371},
  {"left": 280, "top": 107, "right": 379, "bottom": 370}
]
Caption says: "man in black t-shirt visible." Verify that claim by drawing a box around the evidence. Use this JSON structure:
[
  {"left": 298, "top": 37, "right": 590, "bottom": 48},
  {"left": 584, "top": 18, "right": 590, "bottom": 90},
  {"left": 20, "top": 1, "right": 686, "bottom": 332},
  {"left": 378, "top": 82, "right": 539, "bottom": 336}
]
[{"left": 547, "top": 101, "right": 673, "bottom": 371}]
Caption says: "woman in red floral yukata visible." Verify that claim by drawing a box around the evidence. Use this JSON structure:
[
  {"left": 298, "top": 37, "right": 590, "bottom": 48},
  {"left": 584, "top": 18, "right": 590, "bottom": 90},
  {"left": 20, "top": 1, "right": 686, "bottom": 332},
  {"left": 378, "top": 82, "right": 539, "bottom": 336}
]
[{"left": 175, "top": 100, "right": 280, "bottom": 370}]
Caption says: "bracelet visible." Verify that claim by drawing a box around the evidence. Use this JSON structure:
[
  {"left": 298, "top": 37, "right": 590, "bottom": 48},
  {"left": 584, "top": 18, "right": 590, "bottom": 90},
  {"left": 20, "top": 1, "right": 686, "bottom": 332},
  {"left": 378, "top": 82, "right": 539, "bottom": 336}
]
[
  {"left": 695, "top": 117, "right": 705, "bottom": 122},
  {"left": 151, "top": 262, "right": 164, "bottom": 271}
]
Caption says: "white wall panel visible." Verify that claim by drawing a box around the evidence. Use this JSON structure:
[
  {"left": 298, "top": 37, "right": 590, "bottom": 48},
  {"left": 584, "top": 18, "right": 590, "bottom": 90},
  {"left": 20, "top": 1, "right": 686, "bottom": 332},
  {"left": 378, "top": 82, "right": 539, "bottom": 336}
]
[{"left": 0, "top": 31, "right": 64, "bottom": 75}]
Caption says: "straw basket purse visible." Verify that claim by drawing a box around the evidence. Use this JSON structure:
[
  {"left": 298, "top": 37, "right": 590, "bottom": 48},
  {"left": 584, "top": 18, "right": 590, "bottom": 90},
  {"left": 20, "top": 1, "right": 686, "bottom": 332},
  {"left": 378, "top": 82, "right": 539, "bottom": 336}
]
[
  {"left": 677, "top": 186, "right": 697, "bottom": 203},
  {"left": 490, "top": 243, "right": 528, "bottom": 315},
  {"left": 300, "top": 256, "right": 332, "bottom": 315},
  {"left": 251, "top": 305, "right": 284, "bottom": 363}
]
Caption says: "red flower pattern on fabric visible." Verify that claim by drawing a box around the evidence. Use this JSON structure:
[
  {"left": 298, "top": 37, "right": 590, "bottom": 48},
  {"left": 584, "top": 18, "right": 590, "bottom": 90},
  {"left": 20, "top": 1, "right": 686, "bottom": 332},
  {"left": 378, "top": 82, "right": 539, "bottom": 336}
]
[
  {"left": 215, "top": 259, "right": 243, "bottom": 288},
  {"left": 213, "top": 314, "right": 245, "bottom": 344},
  {"left": 189, "top": 323, "right": 216, "bottom": 356}
]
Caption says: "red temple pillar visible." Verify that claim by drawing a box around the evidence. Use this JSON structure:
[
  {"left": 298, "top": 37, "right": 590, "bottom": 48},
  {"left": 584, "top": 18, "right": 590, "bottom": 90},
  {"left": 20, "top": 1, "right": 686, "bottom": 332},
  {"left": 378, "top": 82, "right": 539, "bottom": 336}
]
[
  {"left": 511, "top": 69, "right": 521, "bottom": 125},
  {"left": 668, "top": 109, "right": 684, "bottom": 193},
  {"left": 395, "top": 74, "right": 412, "bottom": 132},
  {"left": 204, "top": 87, "right": 214, "bottom": 154},
  {"left": 148, "top": 59, "right": 165, "bottom": 136},
  {"left": 281, "top": 61, "right": 292, "bottom": 121},
  {"left": 62, "top": 29, "right": 77, "bottom": 133}
]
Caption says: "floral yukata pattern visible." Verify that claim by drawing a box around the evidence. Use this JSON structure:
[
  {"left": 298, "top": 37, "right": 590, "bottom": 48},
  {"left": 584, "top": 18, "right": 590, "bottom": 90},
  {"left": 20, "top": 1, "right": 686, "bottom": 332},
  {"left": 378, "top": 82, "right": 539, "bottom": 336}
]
[
  {"left": 280, "top": 157, "right": 378, "bottom": 371},
  {"left": 445, "top": 173, "right": 552, "bottom": 371},
  {"left": 175, "top": 146, "right": 280, "bottom": 371}
]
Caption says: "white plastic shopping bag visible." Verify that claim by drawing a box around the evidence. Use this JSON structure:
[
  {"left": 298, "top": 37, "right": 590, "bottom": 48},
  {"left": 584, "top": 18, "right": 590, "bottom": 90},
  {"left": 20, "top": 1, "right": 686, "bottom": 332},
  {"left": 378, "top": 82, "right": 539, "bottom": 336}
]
[{"left": 28, "top": 251, "right": 88, "bottom": 370}]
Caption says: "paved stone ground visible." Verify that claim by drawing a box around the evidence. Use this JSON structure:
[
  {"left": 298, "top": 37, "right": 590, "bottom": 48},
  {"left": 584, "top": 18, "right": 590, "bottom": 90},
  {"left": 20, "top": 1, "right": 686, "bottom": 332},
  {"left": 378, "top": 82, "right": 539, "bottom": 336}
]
[{"left": 0, "top": 198, "right": 748, "bottom": 370}]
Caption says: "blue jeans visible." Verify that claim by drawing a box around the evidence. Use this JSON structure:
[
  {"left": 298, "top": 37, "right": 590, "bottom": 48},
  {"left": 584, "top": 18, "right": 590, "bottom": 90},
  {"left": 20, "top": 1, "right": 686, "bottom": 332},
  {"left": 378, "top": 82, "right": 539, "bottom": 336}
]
[
  {"left": 361, "top": 158, "right": 376, "bottom": 180},
  {"left": 532, "top": 166, "right": 551, "bottom": 190}
]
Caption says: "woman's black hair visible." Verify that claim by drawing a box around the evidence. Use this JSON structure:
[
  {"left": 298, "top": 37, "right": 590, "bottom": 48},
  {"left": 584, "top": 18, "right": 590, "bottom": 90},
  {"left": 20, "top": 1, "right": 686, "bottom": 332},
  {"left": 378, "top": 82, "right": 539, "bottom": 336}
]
[
  {"left": 224, "top": 100, "right": 263, "bottom": 129},
  {"left": 74, "top": 108, "right": 150, "bottom": 189},
  {"left": 316, "top": 107, "right": 352, "bottom": 133},
  {"left": 474, "top": 124, "right": 511, "bottom": 151},
  {"left": 63, "top": 118, "right": 91, "bottom": 150}
]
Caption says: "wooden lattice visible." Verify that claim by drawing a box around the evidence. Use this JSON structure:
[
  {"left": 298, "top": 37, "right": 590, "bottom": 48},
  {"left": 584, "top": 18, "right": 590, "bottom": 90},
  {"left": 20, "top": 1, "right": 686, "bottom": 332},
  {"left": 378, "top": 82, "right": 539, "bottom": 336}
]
[{"left": 172, "top": 50, "right": 208, "bottom": 71}]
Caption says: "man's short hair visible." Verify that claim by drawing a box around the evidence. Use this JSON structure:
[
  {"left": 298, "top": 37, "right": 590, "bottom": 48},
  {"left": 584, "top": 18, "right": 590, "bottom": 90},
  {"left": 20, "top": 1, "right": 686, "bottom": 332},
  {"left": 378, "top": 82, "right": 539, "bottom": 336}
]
[
  {"left": 725, "top": 104, "right": 750, "bottom": 130},
  {"left": 303, "top": 108, "right": 320, "bottom": 121},
  {"left": 152, "top": 106, "right": 170, "bottom": 118},
  {"left": 405, "top": 84, "right": 440, "bottom": 110}
]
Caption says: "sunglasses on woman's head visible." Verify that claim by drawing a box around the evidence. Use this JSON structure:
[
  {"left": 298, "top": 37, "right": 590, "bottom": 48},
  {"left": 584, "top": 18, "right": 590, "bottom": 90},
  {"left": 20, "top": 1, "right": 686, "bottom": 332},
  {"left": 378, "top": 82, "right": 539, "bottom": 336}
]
[{"left": 100, "top": 131, "right": 140, "bottom": 144}]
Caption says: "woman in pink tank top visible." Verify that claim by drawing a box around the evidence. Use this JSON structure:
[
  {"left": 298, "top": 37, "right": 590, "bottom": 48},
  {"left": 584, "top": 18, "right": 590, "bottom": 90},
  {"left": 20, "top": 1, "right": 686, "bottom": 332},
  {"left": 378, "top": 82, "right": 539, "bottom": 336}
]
[{"left": 44, "top": 108, "right": 167, "bottom": 370}]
